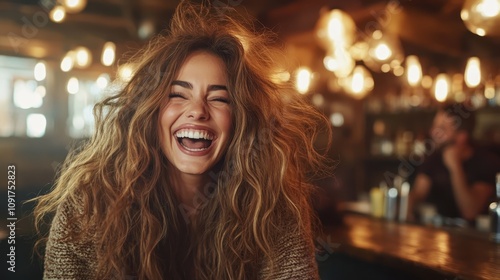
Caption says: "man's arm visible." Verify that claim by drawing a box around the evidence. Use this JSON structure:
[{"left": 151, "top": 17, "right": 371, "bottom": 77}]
[
  {"left": 407, "top": 173, "right": 431, "bottom": 222},
  {"left": 446, "top": 162, "right": 493, "bottom": 221}
]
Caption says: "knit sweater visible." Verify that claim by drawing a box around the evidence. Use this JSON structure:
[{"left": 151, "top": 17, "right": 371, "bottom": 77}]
[{"left": 43, "top": 202, "right": 320, "bottom": 280}]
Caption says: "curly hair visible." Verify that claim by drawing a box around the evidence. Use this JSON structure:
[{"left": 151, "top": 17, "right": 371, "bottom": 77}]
[{"left": 34, "top": 1, "right": 331, "bottom": 279}]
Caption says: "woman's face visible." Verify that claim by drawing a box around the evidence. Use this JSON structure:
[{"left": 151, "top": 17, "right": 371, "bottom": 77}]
[{"left": 159, "top": 51, "right": 233, "bottom": 176}]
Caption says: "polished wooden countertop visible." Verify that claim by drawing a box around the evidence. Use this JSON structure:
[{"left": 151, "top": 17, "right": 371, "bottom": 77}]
[{"left": 320, "top": 213, "right": 500, "bottom": 280}]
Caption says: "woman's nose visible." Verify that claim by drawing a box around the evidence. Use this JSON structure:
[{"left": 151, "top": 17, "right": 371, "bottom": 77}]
[{"left": 187, "top": 100, "right": 209, "bottom": 120}]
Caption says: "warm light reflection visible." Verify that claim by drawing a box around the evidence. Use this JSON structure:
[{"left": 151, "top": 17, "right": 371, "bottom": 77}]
[
  {"left": 406, "top": 55, "right": 422, "bottom": 86},
  {"left": 434, "top": 74, "right": 450, "bottom": 102},
  {"left": 465, "top": 57, "right": 481, "bottom": 87},
  {"left": 34, "top": 61, "right": 46, "bottom": 81},
  {"left": 50, "top": 6, "right": 66, "bottom": 22},
  {"left": 295, "top": 67, "right": 312, "bottom": 94},
  {"left": 26, "top": 114, "right": 47, "bottom": 138},
  {"left": 101, "top": 42, "right": 116, "bottom": 66},
  {"left": 67, "top": 77, "right": 79, "bottom": 94}
]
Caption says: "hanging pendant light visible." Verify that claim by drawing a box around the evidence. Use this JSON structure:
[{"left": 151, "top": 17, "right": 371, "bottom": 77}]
[
  {"left": 461, "top": 0, "right": 500, "bottom": 36},
  {"left": 464, "top": 57, "right": 482, "bottom": 88},
  {"left": 340, "top": 65, "right": 374, "bottom": 99},
  {"left": 434, "top": 74, "right": 450, "bottom": 102},
  {"left": 63, "top": 0, "right": 87, "bottom": 13}
]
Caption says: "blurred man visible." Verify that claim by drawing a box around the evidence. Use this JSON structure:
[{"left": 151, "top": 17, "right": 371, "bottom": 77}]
[{"left": 408, "top": 103, "right": 499, "bottom": 223}]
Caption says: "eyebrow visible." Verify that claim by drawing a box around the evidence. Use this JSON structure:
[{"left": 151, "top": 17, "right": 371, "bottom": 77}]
[{"left": 171, "top": 80, "right": 228, "bottom": 92}]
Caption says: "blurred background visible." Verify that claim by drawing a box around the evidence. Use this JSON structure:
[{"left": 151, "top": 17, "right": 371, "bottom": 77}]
[{"left": 1, "top": 0, "right": 500, "bottom": 279}]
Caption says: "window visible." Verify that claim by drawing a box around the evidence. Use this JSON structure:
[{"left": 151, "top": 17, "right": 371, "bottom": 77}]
[
  {"left": 67, "top": 73, "right": 111, "bottom": 138},
  {"left": 0, "top": 55, "right": 48, "bottom": 138}
]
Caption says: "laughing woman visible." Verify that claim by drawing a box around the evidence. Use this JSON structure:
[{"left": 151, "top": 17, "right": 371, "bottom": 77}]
[{"left": 35, "top": 1, "right": 330, "bottom": 279}]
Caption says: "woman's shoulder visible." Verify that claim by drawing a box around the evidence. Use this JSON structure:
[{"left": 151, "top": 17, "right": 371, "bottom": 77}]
[{"left": 260, "top": 226, "right": 319, "bottom": 280}]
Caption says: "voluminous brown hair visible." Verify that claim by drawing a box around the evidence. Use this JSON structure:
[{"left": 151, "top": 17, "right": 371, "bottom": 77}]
[{"left": 34, "top": 1, "right": 331, "bottom": 279}]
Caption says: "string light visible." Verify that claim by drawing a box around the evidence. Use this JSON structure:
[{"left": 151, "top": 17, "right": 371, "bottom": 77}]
[{"left": 295, "top": 67, "right": 312, "bottom": 94}]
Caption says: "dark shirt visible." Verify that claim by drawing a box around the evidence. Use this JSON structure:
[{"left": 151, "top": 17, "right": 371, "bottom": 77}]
[{"left": 418, "top": 148, "right": 500, "bottom": 219}]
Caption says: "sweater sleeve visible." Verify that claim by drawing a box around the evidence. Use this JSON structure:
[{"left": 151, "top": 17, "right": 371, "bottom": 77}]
[
  {"left": 260, "top": 229, "right": 319, "bottom": 280},
  {"left": 43, "top": 201, "right": 98, "bottom": 280}
]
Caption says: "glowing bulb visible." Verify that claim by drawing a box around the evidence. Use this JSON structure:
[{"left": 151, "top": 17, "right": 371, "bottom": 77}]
[
  {"left": 351, "top": 67, "right": 364, "bottom": 94},
  {"left": 434, "top": 74, "right": 450, "bottom": 102},
  {"left": 50, "top": 6, "right": 66, "bottom": 22},
  {"left": 61, "top": 52, "right": 74, "bottom": 72},
  {"left": 118, "top": 64, "right": 135, "bottom": 82},
  {"left": 380, "top": 64, "right": 391, "bottom": 73},
  {"left": 485, "top": 80, "right": 496, "bottom": 99},
  {"left": 271, "top": 71, "right": 290, "bottom": 84},
  {"left": 422, "top": 75, "right": 433, "bottom": 89},
  {"left": 476, "top": 28, "right": 486, "bottom": 36},
  {"left": 295, "top": 67, "right": 312, "bottom": 94},
  {"left": 476, "top": 0, "right": 500, "bottom": 18},
  {"left": 461, "top": 9, "right": 470, "bottom": 20},
  {"left": 96, "top": 74, "right": 110, "bottom": 89},
  {"left": 316, "top": 9, "right": 356, "bottom": 50},
  {"left": 329, "top": 113, "right": 344, "bottom": 127},
  {"left": 311, "top": 94, "right": 324, "bottom": 106},
  {"left": 393, "top": 66, "right": 404, "bottom": 77},
  {"left": 67, "top": 77, "right": 79, "bottom": 94},
  {"left": 342, "top": 65, "right": 373, "bottom": 99},
  {"left": 374, "top": 43, "right": 392, "bottom": 61},
  {"left": 406, "top": 55, "right": 422, "bottom": 86},
  {"left": 325, "top": 10, "right": 356, "bottom": 46},
  {"left": 34, "top": 61, "right": 46, "bottom": 81},
  {"left": 462, "top": 0, "right": 500, "bottom": 36},
  {"left": 327, "top": 16, "right": 343, "bottom": 43},
  {"left": 26, "top": 114, "right": 47, "bottom": 138},
  {"left": 74, "top": 46, "right": 92, "bottom": 68},
  {"left": 101, "top": 42, "right": 116, "bottom": 66},
  {"left": 324, "top": 48, "right": 354, "bottom": 78},
  {"left": 63, "top": 0, "right": 87, "bottom": 13},
  {"left": 372, "top": 30, "right": 383, "bottom": 40},
  {"left": 465, "top": 57, "right": 481, "bottom": 88}
]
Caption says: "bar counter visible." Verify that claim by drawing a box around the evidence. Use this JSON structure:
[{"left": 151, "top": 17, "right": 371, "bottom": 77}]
[{"left": 321, "top": 213, "right": 500, "bottom": 280}]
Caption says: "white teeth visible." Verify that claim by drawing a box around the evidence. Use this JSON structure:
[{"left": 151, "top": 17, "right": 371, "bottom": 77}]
[{"left": 175, "top": 129, "right": 214, "bottom": 140}]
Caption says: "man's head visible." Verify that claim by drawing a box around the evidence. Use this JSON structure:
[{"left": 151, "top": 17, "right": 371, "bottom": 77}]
[{"left": 430, "top": 102, "right": 476, "bottom": 148}]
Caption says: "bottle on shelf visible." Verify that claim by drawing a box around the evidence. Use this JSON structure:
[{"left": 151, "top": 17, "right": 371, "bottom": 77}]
[{"left": 490, "top": 173, "right": 500, "bottom": 243}]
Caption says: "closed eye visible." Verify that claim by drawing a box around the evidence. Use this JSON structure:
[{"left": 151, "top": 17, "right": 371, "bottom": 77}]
[
  {"left": 210, "top": 97, "right": 230, "bottom": 104},
  {"left": 168, "top": 92, "right": 186, "bottom": 99}
]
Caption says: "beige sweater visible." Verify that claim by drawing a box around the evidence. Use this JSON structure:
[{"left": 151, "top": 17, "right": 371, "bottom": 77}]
[{"left": 43, "top": 202, "right": 319, "bottom": 280}]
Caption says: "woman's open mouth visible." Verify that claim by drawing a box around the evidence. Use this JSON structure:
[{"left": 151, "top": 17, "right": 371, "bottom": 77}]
[{"left": 175, "top": 129, "right": 214, "bottom": 152}]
